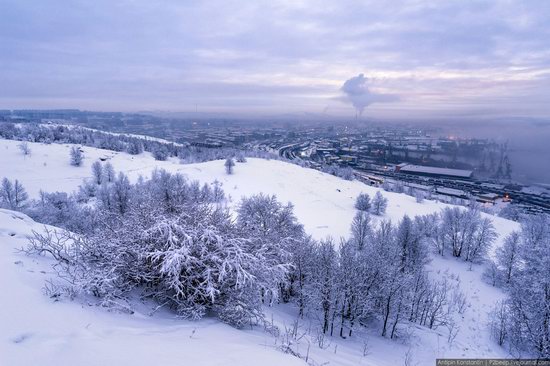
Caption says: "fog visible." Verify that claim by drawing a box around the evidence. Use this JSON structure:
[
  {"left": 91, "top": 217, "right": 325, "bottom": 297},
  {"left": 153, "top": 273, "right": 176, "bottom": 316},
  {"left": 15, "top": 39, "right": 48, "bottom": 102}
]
[{"left": 433, "top": 119, "right": 550, "bottom": 185}]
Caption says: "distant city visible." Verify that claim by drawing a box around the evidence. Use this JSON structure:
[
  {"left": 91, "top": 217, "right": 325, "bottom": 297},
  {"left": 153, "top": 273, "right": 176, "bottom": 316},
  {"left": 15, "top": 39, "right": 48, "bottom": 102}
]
[{"left": 1, "top": 108, "right": 549, "bottom": 215}]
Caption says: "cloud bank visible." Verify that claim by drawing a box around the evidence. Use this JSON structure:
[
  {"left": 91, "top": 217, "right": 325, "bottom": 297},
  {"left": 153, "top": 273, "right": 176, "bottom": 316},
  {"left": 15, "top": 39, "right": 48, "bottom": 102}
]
[{"left": 0, "top": 0, "right": 549, "bottom": 119}]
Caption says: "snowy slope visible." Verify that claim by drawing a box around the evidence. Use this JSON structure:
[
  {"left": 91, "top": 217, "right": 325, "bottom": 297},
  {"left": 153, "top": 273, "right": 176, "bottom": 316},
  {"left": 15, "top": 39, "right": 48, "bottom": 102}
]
[
  {"left": 0, "top": 209, "right": 305, "bottom": 366},
  {"left": 0, "top": 138, "right": 521, "bottom": 365},
  {"left": 0, "top": 138, "right": 519, "bottom": 245}
]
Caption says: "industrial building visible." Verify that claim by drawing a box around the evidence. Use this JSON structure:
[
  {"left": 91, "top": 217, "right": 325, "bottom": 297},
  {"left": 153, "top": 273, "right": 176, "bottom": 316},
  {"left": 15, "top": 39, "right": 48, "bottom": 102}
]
[{"left": 395, "top": 163, "right": 473, "bottom": 179}]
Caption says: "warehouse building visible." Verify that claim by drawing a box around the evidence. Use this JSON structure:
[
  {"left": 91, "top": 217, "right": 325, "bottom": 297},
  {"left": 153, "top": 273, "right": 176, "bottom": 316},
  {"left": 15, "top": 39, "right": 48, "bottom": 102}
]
[{"left": 395, "top": 163, "right": 473, "bottom": 179}]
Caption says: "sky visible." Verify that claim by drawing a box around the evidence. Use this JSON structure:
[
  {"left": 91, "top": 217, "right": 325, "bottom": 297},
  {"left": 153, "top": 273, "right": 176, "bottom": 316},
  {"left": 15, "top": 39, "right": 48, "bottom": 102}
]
[{"left": 0, "top": 0, "right": 549, "bottom": 119}]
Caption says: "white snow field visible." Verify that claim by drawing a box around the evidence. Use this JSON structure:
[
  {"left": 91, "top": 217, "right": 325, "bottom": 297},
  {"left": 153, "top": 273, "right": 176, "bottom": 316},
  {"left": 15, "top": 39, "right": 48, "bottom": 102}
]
[{"left": 0, "top": 138, "right": 520, "bottom": 365}]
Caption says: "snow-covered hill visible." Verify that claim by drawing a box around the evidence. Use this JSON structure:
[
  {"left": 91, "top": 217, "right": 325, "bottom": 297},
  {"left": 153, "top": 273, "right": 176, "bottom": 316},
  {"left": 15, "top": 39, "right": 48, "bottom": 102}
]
[
  {"left": 0, "top": 139, "right": 518, "bottom": 245},
  {"left": 0, "top": 138, "right": 521, "bottom": 365},
  {"left": 0, "top": 209, "right": 304, "bottom": 366}
]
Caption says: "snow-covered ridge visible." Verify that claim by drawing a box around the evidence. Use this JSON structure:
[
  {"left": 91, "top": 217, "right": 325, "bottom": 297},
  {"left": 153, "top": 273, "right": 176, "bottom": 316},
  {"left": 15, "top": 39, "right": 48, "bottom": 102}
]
[{"left": 0, "top": 138, "right": 518, "bottom": 246}]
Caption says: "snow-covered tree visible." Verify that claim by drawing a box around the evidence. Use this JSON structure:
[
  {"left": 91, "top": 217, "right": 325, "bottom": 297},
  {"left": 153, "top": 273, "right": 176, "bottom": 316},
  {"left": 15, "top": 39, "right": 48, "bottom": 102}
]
[
  {"left": 488, "top": 300, "right": 509, "bottom": 346},
  {"left": 103, "top": 162, "right": 115, "bottom": 183},
  {"left": 354, "top": 193, "right": 371, "bottom": 211},
  {"left": 225, "top": 157, "right": 235, "bottom": 175},
  {"left": 111, "top": 172, "right": 131, "bottom": 215},
  {"left": 309, "top": 238, "right": 338, "bottom": 334},
  {"left": 464, "top": 216, "right": 496, "bottom": 263},
  {"left": 286, "top": 236, "right": 316, "bottom": 317},
  {"left": 70, "top": 146, "right": 83, "bottom": 166},
  {"left": 350, "top": 210, "right": 371, "bottom": 251},
  {"left": 127, "top": 140, "right": 144, "bottom": 155},
  {"left": 0, "top": 178, "right": 14, "bottom": 209},
  {"left": 371, "top": 191, "right": 388, "bottom": 216},
  {"left": 91, "top": 161, "right": 103, "bottom": 185},
  {"left": 147, "top": 169, "right": 189, "bottom": 213},
  {"left": 237, "top": 193, "right": 303, "bottom": 241},
  {"left": 200, "top": 183, "right": 212, "bottom": 202},
  {"left": 0, "top": 178, "right": 28, "bottom": 210},
  {"left": 395, "top": 215, "right": 428, "bottom": 273},
  {"left": 505, "top": 215, "right": 550, "bottom": 357},
  {"left": 27, "top": 191, "right": 92, "bottom": 233},
  {"left": 13, "top": 179, "right": 29, "bottom": 210},
  {"left": 436, "top": 207, "right": 495, "bottom": 262}
]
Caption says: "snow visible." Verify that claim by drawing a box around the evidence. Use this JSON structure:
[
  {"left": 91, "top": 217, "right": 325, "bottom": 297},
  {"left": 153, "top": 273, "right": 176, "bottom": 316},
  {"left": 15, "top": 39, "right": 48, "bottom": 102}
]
[
  {"left": 0, "top": 139, "right": 519, "bottom": 244},
  {"left": 0, "top": 138, "right": 522, "bottom": 365},
  {"left": 0, "top": 209, "right": 305, "bottom": 366}
]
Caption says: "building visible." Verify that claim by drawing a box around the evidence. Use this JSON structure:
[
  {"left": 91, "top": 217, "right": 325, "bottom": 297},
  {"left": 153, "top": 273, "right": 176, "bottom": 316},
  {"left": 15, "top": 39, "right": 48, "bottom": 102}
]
[{"left": 396, "top": 163, "right": 473, "bottom": 179}]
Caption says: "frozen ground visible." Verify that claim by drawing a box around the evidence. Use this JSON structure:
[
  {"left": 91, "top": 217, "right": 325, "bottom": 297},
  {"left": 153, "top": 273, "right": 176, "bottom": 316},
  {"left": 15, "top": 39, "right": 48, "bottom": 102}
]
[{"left": 0, "top": 138, "right": 520, "bottom": 365}]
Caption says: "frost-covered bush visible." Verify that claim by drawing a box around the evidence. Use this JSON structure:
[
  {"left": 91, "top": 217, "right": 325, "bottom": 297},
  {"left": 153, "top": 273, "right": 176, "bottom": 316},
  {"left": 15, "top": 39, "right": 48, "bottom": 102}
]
[
  {"left": 237, "top": 193, "right": 304, "bottom": 243},
  {"left": 26, "top": 191, "right": 93, "bottom": 233},
  {"left": 24, "top": 172, "right": 300, "bottom": 328},
  {"left": 152, "top": 146, "right": 169, "bottom": 161},
  {"left": 18, "top": 141, "right": 31, "bottom": 156}
]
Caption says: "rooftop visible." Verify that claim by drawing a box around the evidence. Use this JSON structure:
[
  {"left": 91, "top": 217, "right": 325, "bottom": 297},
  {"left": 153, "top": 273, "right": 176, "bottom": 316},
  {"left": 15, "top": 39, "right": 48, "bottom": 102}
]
[{"left": 399, "top": 164, "right": 473, "bottom": 178}]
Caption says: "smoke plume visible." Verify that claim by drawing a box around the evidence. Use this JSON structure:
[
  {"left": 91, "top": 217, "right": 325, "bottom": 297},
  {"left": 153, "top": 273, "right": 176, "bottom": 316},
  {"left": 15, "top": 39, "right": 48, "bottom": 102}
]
[{"left": 340, "top": 74, "right": 398, "bottom": 116}]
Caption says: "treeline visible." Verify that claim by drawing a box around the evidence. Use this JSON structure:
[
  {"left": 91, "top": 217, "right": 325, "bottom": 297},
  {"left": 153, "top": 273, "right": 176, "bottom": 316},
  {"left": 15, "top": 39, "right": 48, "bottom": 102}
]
[
  {"left": 0, "top": 122, "right": 181, "bottom": 159},
  {"left": 485, "top": 215, "right": 550, "bottom": 358},
  {"left": 0, "top": 122, "right": 282, "bottom": 164}
]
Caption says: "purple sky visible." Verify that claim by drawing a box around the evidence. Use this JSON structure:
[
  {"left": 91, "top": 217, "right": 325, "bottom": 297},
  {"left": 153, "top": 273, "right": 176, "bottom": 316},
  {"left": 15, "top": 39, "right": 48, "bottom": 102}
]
[{"left": 1, "top": 0, "right": 549, "bottom": 119}]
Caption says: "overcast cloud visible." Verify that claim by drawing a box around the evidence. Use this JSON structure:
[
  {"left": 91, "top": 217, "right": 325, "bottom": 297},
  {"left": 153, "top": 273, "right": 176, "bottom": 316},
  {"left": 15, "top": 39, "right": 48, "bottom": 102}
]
[{"left": 0, "top": 0, "right": 549, "bottom": 119}]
